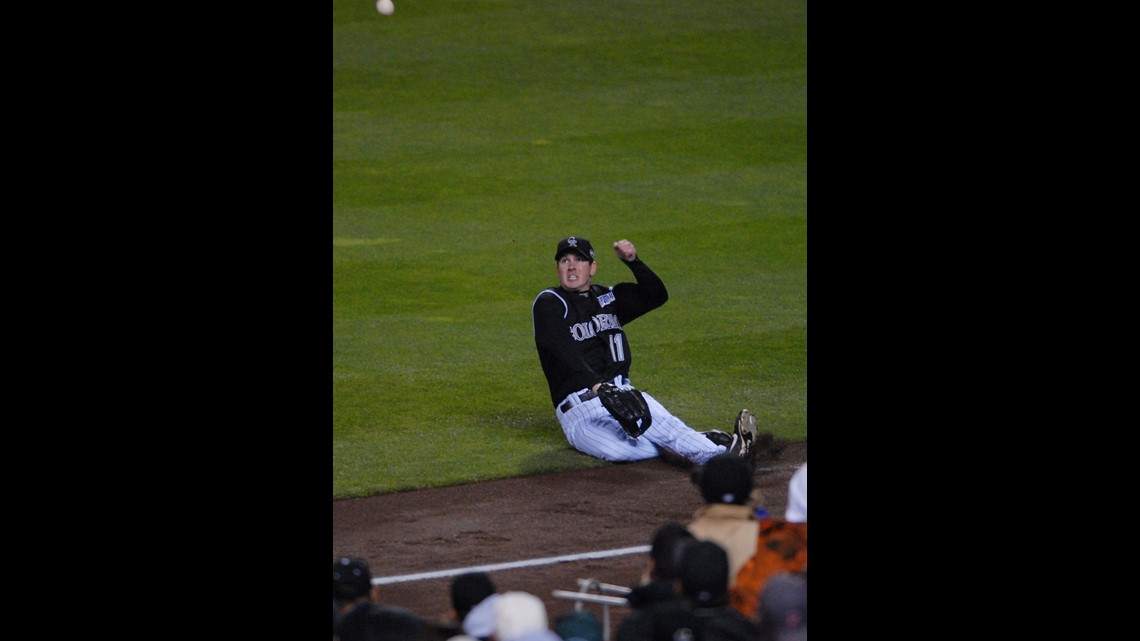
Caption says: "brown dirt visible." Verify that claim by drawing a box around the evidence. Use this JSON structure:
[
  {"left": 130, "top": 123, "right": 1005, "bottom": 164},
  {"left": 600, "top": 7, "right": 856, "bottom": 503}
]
[{"left": 332, "top": 440, "right": 806, "bottom": 637}]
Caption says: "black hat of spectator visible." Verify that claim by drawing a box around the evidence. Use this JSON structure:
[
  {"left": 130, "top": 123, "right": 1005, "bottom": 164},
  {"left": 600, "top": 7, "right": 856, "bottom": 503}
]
[
  {"left": 333, "top": 556, "right": 373, "bottom": 602},
  {"left": 692, "top": 453, "right": 753, "bottom": 505},
  {"left": 679, "top": 540, "right": 730, "bottom": 605}
]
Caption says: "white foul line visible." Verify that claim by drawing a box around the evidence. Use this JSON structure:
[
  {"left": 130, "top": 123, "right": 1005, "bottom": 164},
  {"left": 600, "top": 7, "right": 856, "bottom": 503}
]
[{"left": 372, "top": 545, "right": 651, "bottom": 585}]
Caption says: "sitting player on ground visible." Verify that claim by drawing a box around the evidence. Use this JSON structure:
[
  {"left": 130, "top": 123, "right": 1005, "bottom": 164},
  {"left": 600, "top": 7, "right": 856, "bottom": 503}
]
[{"left": 531, "top": 236, "right": 760, "bottom": 466}]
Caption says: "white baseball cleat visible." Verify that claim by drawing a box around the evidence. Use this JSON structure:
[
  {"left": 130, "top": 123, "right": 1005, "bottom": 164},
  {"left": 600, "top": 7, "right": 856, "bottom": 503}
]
[{"left": 730, "top": 409, "right": 758, "bottom": 458}]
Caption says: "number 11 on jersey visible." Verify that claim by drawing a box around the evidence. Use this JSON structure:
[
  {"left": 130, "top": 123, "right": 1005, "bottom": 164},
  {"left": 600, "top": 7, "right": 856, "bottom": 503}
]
[{"left": 609, "top": 334, "right": 625, "bottom": 363}]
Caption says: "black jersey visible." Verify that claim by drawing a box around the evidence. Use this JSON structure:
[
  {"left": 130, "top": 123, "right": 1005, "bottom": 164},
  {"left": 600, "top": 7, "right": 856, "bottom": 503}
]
[{"left": 531, "top": 258, "right": 668, "bottom": 407}]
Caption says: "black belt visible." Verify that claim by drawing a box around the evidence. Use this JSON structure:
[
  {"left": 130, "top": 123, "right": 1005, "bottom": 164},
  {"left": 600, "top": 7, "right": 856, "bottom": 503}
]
[{"left": 560, "top": 389, "right": 598, "bottom": 413}]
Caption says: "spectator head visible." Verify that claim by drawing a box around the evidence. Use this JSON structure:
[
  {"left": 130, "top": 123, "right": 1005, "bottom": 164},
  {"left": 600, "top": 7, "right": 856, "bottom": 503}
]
[
  {"left": 691, "top": 453, "right": 754, "bottom": 505},
  {"left": 337, "top": 602, "right": 425, "bottom": 641},
  {"left": 678, "top": 540, "right": 730, "bottom": 607},
  {"left": 451, "top": 572, "right": 498, "bottom": 621},
  {"left": 757, "top": 571, "right": 807, "bottom": 641},
  {"left": 493, "top": 591, "right": 559, "bottom": 641},
  {"left": 649, "top": 521, "right": 696, "bottom": 580},
  {"left": 553, "top": 610, "right": 603, "bottom": 641},
  {"left": 334, "top": 557, "right": 374, "bottom": 606}
]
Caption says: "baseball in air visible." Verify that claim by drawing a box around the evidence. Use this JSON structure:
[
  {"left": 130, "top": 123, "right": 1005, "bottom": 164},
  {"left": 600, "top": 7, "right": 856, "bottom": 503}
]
[{"left": 376, "top": 0, "right": 394, "bottom": 15}]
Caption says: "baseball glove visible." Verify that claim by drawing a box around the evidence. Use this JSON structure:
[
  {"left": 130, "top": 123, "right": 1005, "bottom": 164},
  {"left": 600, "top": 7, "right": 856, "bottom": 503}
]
[{"left": 596, "top": 382, "right": 653, "bottom": 438}]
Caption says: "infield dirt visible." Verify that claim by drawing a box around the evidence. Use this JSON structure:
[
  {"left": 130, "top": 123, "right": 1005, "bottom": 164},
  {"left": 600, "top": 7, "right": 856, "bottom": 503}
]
[{"left": 332, "top": 439, "right": 806, "bottom": 638}]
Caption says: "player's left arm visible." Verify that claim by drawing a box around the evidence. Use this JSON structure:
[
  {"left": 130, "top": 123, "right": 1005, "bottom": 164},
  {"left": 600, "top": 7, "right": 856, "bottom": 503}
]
[{"left": 610, "top": 239, "right": 668, "bottom": 322}]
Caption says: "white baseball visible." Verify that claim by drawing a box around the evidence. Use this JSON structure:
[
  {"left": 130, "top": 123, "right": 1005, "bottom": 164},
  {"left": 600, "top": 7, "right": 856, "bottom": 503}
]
[{"left": 376, "top": 0, "right": 394, "bottom": 15}]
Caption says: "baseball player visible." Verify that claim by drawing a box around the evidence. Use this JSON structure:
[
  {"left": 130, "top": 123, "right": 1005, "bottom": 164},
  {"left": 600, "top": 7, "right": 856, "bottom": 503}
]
[{"left": 531, "top": 236, "right": 758, "bottom": 466}]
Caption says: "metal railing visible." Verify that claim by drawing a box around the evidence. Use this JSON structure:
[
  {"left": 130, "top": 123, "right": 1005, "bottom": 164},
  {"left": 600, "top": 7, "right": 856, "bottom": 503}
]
[{"left": 551, "top": 578, "right": 633, "bottom": 641}]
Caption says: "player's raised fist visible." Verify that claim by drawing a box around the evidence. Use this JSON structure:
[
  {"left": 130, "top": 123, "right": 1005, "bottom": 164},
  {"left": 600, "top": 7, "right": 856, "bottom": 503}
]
[{"left": 613, "top": 239, "right": 637, "bottom": 262}]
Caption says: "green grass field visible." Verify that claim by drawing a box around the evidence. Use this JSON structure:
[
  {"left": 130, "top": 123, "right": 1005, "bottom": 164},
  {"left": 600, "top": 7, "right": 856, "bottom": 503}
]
[{"left": 333, "top": 0, "right": 806, "bottom": 499}]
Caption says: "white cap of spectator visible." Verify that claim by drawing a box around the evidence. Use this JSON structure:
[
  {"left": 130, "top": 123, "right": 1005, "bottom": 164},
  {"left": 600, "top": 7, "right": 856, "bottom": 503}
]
[{"left": 493, "top": 592, "right": 560, "bottom": 641}]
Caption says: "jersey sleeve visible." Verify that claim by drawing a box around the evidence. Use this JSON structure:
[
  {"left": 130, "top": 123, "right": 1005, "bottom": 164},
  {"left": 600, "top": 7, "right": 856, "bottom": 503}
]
[{"left": 610, "top": 258, "right": 669, "bottom": 324}]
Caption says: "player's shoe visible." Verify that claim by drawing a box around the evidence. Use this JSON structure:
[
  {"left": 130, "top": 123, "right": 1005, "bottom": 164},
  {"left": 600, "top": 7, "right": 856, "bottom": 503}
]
[
  {"left": 730, "top": 409, "right": 758, "bottom": 459},
  {"left": 702, "top": 430, "right": 733, "bottom": 447},
  {"left": 726, "top": 433, "right": 747, "bottom": 457}
]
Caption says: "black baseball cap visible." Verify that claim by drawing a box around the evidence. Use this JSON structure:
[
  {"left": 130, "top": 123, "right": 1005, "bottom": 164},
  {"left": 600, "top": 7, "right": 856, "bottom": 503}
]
[
  {"left": 333, "top": 556, "right": 373, "bottom": 602},
  {"left": 691, "top": 453, "right": 754, "bottom": 505},
  {"left": 679, "top": 540, "right": 730, "bottom": 605},
  {"left": 555, "top": 236, "right": 595, "bottom": 261}
]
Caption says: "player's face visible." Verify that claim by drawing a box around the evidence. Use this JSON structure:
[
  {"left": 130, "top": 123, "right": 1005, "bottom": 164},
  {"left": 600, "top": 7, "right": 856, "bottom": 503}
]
[{"left": 557, "top": 253, "right": 596, "bottom": 291}]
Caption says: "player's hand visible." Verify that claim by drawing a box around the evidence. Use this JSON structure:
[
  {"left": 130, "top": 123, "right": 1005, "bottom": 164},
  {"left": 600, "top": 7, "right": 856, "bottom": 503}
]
[{"left": 613, "top": 239, "right": 637, "bottom": 262}]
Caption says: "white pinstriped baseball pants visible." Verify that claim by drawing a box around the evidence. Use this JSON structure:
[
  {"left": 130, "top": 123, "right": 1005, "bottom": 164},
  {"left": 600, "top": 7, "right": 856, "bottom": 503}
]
[{"left": 555, "top": 376, "right": 726, "bottom": 464}]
